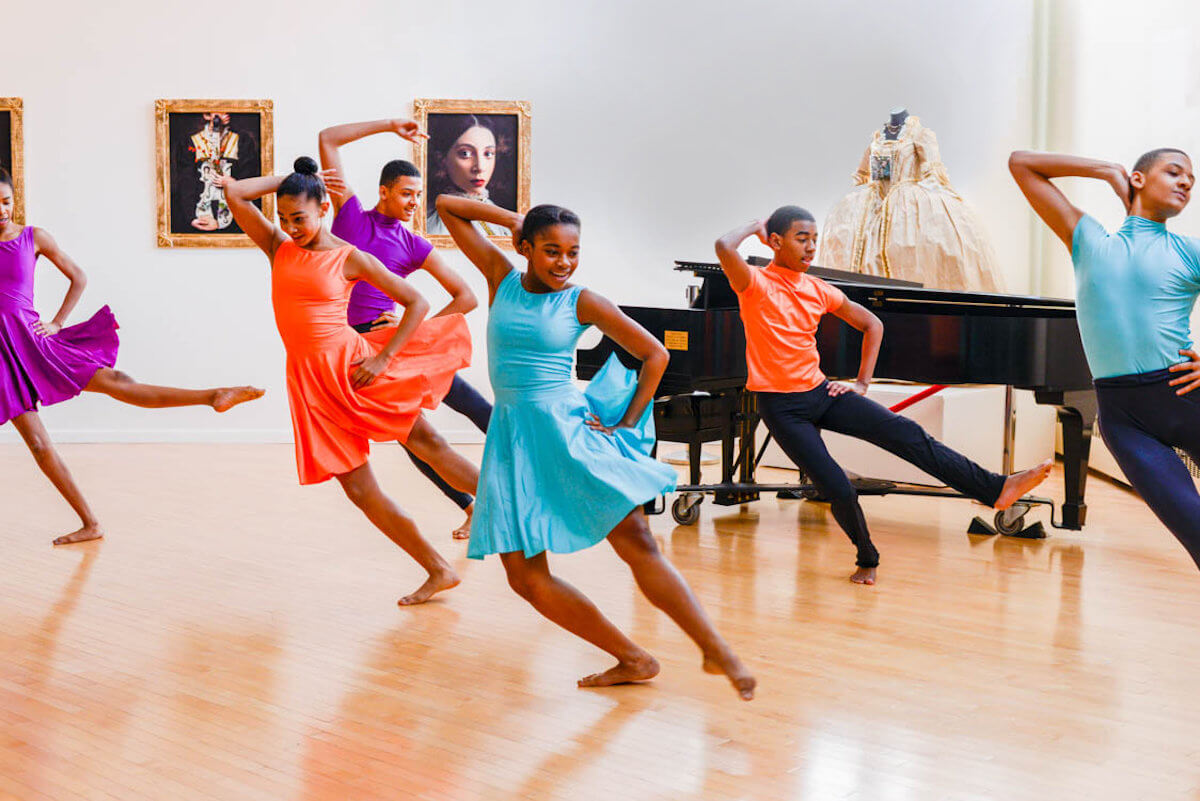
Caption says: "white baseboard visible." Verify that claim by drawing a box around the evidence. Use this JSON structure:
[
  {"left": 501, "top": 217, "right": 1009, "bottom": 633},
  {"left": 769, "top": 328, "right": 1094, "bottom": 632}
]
[{"left": 0, "top": 428, "right": 488, "bottom": 445}]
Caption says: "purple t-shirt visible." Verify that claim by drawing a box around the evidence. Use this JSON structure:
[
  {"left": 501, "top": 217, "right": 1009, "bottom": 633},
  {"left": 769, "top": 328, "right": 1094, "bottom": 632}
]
[{"left": 332, "top": 195, "right": 435, "bottom": 326}]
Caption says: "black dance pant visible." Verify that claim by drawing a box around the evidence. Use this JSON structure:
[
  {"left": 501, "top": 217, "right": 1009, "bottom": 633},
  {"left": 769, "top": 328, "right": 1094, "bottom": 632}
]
[
  {"left": 1095, "top": 368, "right": 1200, "bottom": 568},
  {"left": 353, "top": 320, "right": 492, "bottom": 511},
  {"left": 758, "top": 383, "right": 1008, "bottom": 568}
]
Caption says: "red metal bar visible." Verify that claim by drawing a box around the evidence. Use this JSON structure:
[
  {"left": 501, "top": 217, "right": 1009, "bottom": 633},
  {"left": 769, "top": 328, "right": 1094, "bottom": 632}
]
[{"left": 887, "top": 384, "right": 947, "bottom": 414}]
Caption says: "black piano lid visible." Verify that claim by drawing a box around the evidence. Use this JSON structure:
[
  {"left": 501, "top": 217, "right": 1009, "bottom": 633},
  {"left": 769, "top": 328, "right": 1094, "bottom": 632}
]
[{"left": 673, "top": 260, "right": 1078, "bottom": 314}]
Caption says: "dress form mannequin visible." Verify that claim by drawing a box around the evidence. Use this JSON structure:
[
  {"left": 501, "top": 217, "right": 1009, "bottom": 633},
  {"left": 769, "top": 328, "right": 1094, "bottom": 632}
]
[
  {"left": 883, "top": 107, "right": 909, "bottom": 141},
  {"left": 819, "top": 111, "right": 1004, "bottom": 292}
]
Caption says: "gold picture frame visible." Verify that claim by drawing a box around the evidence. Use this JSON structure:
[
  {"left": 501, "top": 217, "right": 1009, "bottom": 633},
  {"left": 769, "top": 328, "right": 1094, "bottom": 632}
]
[
  {"left": 155, "top": 98, "right": 274, "bottom": 248},
  {"left": 1, "top": 98, "right": 25, "bottom": 225},
  {"left": 412, "top": 98, "right": 531, "bottom": 249}
]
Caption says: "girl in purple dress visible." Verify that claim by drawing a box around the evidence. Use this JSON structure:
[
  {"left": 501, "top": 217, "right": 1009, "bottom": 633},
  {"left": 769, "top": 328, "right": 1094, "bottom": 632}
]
[{"left": 0, "top": 169, "right": 264, "bottom": 545}]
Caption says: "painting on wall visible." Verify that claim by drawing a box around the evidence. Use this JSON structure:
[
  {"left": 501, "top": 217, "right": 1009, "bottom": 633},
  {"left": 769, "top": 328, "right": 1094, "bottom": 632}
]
[
  {"left": 412, "top": 99, "right": 531, "bottom": 249},
  {"left": 1, "top": 98, "right": 25, "bottom": 225},
  {"left": 155, "top": 98, "right": 274, "bottom": 247}
]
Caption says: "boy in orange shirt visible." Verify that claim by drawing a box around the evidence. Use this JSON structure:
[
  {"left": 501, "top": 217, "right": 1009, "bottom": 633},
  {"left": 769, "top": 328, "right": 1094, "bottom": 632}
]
[{"left": 715, "top": 206, "right": 1052, "bottom": 584}]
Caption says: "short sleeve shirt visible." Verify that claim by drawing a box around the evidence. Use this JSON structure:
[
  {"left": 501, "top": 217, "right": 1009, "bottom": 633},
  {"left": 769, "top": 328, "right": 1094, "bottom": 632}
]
[
  {"left": 1071, "top": 214, "right": 1200, "bottom": 379},
  {"left": 332, "top": 195, "right": 435, "bottom": 326},
  {"left": 735, "top": 263, "right": 846, "bottom": 393}
]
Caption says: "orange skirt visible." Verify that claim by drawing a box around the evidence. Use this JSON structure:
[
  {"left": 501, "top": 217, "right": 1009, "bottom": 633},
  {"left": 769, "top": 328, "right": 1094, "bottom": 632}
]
[{"left": 284, "top": 314, "right": 471, "bottom": 484}]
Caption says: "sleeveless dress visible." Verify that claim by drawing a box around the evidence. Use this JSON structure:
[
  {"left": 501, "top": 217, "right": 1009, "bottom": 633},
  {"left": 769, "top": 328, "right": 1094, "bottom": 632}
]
[
  {"left": 270, "top": 240, "right": 471, "bottom": 484},
  {"left": 468, "top": 269, "right": 677, "bottom": 559},
  {"left": 0, "top": 226, "right": 119, "bottom": 425}
]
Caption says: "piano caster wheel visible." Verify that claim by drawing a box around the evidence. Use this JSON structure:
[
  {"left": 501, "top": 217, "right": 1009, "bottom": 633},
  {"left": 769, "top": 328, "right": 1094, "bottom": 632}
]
[
  {"left": 994, "top": 504, "right": 1031, "bottom": 536},
  {"left": 672, "top": 494, "right": 703, "bottom": 526}
]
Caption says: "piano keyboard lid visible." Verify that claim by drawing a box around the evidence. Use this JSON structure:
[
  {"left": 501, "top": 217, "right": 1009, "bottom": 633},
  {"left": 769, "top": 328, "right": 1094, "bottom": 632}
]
[{"left": 673, "top": 260, "right": 1077, "bottom": 312}]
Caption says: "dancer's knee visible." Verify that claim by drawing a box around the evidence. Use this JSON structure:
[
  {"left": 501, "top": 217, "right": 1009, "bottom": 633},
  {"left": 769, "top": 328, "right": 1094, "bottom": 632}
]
[
  {"left": 405, "top": 417, "right": 447, "bottom": 459},
  {"left": 504, "top": 563, "right": 547, "bottom": 602},
  {"left": 610, "top": 516, "right": 661, "bottom": 564}
]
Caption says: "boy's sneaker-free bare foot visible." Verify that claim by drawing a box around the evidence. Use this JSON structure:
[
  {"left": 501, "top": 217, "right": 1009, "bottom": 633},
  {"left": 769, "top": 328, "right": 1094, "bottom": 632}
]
[
  {"left": 578, "top": 652, "right": 660, "bottom": 688},
  {"left": 994, "top": 459, "right": 1052, "bottom": 510},
  {"left": 850, "top": 566, "right": 877, "bottom": 586},
  {"left": 398, "top": 568, "right": 461, "bottom": 606},
  {"left": 452, "top": 504, "right": 473, "bottom": 540},
  {"left": 213, "top": 386, "right": 265, "bottom": 413},
  {"left": 53, "top": 524, "right": 104, "bottom": 546}
]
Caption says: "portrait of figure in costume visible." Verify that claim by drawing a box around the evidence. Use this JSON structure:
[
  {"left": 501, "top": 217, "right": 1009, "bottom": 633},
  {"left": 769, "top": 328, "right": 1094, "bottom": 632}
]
[
  {"left": 820, "top": 109, "right": 1004, "bottom": 292},
  {"left": 412, "top": 99, "right": 531, "bottom": 249},
  {"left": 155, "top": 99, "right": 274, "bottom": 248}
]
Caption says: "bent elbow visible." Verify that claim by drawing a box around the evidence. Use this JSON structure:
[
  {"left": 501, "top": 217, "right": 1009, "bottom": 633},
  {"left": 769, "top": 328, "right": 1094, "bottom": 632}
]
[{"left": 1008, "top": 150, "right": 1031, "bottom": 174}]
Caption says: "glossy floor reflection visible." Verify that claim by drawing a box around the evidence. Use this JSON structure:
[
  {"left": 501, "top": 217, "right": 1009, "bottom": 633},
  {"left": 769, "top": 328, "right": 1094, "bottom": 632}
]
[{"left": 4, "top": 443, "right": 1200, "bottom": 800}]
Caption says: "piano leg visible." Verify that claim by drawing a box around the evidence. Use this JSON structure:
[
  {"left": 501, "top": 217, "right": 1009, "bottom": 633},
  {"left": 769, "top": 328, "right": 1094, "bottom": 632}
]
[{"left": 1057, "top": 395, "right": 1098, "bottom": 530}]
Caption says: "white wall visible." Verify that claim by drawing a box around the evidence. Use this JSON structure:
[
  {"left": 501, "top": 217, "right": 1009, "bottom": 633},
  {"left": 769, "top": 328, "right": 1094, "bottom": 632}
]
[{"left": 4, "top": 0, "right": 1035, "bottom": 443}]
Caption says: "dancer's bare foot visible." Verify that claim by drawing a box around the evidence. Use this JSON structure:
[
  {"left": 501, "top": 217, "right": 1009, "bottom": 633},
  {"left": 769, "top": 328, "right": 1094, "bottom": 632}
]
[
  {"left": 850, "top": 566, "right": 877, "bottom": 585},
  {"left": 53, "top": 524, "right": 104, "bottom": 546},
  {"left": 578, "top": 652, "right": 660, "bottom": 688},
  {"left": 398, "top": 568, "right": 461, "bottom": 606},
  {"left": 702, "top": 648, "right": 757, "bottom": 701},
  {"left": 212, "top": 386, "right": 265, "bottom": 413},
  {"left": 452, "top": 503, "right": 473, "bottom": 540},
  {"left": 994, "top": 459, "right": 1052, "bottom": 510}
]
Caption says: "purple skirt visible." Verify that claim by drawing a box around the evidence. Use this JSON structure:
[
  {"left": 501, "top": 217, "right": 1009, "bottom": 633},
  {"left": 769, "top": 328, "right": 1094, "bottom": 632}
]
[{"left": 0, "top": 305, "right": 120, "bottom": 425}]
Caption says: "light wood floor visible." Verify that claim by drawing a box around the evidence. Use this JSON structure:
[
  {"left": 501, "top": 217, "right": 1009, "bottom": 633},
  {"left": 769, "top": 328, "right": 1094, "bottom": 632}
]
[{"left": 4, "top": 443, "right": 1200, "bottom": 800}]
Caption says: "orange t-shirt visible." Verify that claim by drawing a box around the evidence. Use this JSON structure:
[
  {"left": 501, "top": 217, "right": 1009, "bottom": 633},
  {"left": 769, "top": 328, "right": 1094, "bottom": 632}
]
[{"left": 735, "top": 263, "right": 846, "bottom": 393}]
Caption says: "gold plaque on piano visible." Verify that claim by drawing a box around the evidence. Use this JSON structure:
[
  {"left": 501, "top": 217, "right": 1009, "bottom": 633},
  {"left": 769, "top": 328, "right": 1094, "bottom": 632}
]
[{"left": 664, "top": 330, "right": 689, "bottom": 350}]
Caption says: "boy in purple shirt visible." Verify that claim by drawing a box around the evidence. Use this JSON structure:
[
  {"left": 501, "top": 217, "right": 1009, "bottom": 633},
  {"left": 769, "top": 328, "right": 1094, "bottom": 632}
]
[{"left": 320, "top": 117, "right": 492, "bottom": 540}]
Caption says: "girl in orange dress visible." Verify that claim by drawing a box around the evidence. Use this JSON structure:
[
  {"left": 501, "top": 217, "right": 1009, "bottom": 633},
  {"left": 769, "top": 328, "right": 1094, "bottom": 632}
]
[{"left": 222, "top": 157, "right": 479, "bottom": 605}]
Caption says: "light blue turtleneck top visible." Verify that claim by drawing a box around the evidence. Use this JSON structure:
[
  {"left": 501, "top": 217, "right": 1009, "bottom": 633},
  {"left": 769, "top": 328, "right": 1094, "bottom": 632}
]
[{"left": 1071, "top": 214, "right": 1200, "bottom": 379}]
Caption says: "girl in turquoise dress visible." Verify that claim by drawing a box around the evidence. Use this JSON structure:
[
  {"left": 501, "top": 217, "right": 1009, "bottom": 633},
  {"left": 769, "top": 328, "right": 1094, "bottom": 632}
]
[{"left": 437, "top": 195, "right": 755, "bottom": 699}]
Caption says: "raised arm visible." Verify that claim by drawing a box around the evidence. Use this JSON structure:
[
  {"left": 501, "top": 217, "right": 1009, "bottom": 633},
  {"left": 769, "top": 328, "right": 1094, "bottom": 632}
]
[
  {"left": 419, "top": 249, "right": 478, "bottom": 317},
  {"left": 714, "top": 219, "right": 768, "bottom": 293},
  {"left": 341, "top": 248, "right": 431, "bottom": 389},
  {"left": 828, "top": 299, "right": 883, "bottom": 396},
  {"left": 576, "top": 289, "right": 668, "bottom": 434},
  {"left": 318, "top": 117, "right": 426, "bottom": 214},
  {"left": 30, "top": 228, "right": 86, "bottom": 336},
  {"left": 219, "top": 174, "right": 289, "bottom": 258},
  {"left": 435, "top": 194, "right": 521, "bottom": 299},
  {"left": 1008, "top": 150, "right": 1130, "bottom": 251}
]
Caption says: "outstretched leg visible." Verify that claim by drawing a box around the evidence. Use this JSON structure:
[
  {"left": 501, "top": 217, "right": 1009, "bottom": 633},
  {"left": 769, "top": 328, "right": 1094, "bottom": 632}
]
[
  {"left": 404, "top": 414, "right": 480, "bottom": 498},
  {"left": 11, "top": 411, "right": 103, "bottom": 545},
  {"left": 498, "top": 550, "right": 659, "bottom": 687},
  {"left": 335, "top": 461, "right": 459, "bottom": 605},
  {"left": 818, "top": 389, "right": 1048, "bottom": 509},
  {"left": 85, "top": 368, "right": 263, "bottom": 412},
  {"left": 607, "top": 510, "right": 756, "bottom": 700}
]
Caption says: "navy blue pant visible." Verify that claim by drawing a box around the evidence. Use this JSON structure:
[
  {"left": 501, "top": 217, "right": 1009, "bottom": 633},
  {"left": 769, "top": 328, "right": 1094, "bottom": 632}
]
[
  {"left": 1095, "top": 369, "right": 1200, "bottom": 568},
  {"left": 759, "top": 383, "right": 1007, "bottom": 568},
  {"left": 353, "top": 320, "right": 492, "bottom": 510}
]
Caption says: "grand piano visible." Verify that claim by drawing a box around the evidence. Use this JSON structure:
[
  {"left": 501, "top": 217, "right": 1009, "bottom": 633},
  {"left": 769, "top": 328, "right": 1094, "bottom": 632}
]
[{"left": 577, "top": 260, "right": 1097, "bottom": 537}]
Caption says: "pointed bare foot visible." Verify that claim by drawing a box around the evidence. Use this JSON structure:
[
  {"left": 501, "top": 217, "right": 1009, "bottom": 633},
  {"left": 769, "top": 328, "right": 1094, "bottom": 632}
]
[
  {"left": 53, "top": 524, "right": 104, "bottom": 546},
  {"left": 850, "top": 566, "right": 877, "bottom": 585},
  {"left": 451, "top": 503, "right": 473, "bottom": 540},
  {"left": 213, "top": 386, "right": 265, "bottom": 413},
  {"left": 578, "top": 652, "right": 660, "bottom": 688},
  {"left": 398, "top": 568, "right": 461, "bottom": 606},
  {"left": 995, "top": 459, "right": 1052, "bottom": 510},
  {"left": 702, "top": 648, "right": 757, "bottom": 701}
]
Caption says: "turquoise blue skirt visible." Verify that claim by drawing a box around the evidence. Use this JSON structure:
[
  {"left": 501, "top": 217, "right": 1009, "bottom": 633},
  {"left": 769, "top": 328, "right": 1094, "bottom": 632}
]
[{"left": 468, "top": 355, "right": 677, "bottom": 559}]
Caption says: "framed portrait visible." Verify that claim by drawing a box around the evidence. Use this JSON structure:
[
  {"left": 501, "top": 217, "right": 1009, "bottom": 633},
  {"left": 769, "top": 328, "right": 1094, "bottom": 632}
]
[
  {"left": 155, "top": 98, "right": 274, "bottom": 248},
  {"left": 0, "top": 98, "right": 24, "bottom": 225},
  {"left": 412, "top": 99, "right": 531, "bottom": 249}
]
